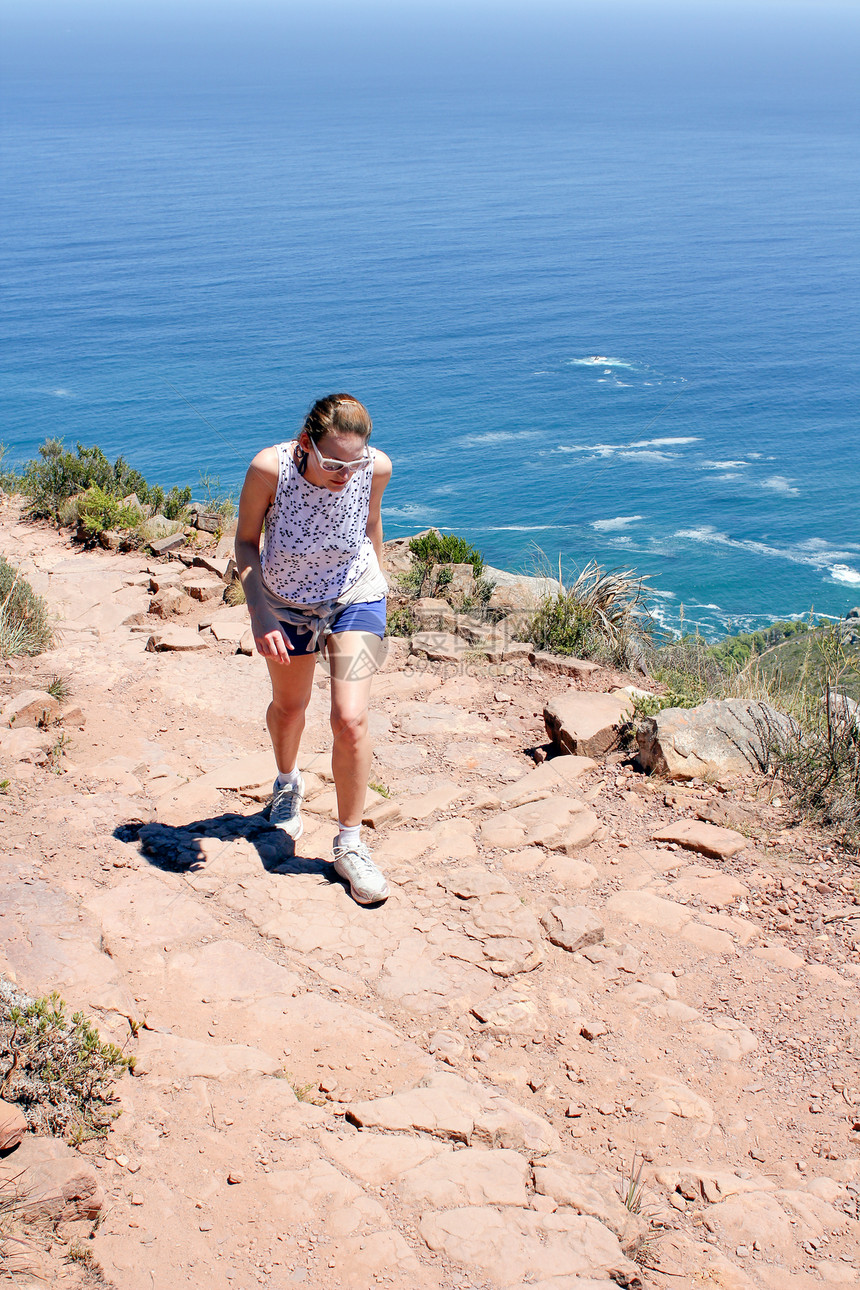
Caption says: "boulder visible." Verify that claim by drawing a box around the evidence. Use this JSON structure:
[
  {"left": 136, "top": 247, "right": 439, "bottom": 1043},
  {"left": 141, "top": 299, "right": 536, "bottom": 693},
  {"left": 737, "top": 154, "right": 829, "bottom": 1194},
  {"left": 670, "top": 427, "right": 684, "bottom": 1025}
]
[
  {"left": 412, "top": 597, "right": 456, "bottom": 631},
  {"left": 530, "top": 653, "right": 602, "bottom": 681},
  {"left": 149, "top": 586, "right": 190, "bottom": 618},
  {"left": 0, "top": 1099, "right": 27, "bottom": 1150},
  {"left": 0, "top": 726, "right": 54, "bottom": 763},
  {"left": 544, "top": 692, "right": 633, "bottom": 757},
  {"left": 180, "top": 575, "right": 225, "bottom": 602},
  {"left": 410, "top": 631, "right": 470, "bottom": 662},
  {"left": 651, "top": 819, "right": 747, "bottom": 859},
  {"left": 1, "top": 689, "right": 60, "bottom": 728},
  {"left": 541, "top": 906, "right": 604, "bottom": 953},
  {"left": 145, "top": 627, "right": 209, "bottom": 652},
  {"left": 149, "top": 530, "right": 186, "bottom": 555},
  {"left": 0, "top": 1137, "right": 104, "bottom": 1222},
  {"left": 636, "top": 699, "right": 796, "bottom": 781}
]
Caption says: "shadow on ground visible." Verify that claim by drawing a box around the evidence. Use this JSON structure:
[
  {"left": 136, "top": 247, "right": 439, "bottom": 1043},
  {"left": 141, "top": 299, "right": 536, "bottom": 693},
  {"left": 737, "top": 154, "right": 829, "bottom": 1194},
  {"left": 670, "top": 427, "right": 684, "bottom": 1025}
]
[{"left": 113, "top": 811, "right": 335, "bottom": 882}]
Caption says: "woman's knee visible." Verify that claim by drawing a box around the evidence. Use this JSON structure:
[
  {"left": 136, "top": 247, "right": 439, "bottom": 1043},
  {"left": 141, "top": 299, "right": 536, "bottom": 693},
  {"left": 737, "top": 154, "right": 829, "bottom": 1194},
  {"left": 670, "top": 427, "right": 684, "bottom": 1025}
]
[
  {"left": 331, "top": 706, "right": 368, "bottom": 749},
  {"left": 268, "top": 690, "right": 310, "bottom": 723}
]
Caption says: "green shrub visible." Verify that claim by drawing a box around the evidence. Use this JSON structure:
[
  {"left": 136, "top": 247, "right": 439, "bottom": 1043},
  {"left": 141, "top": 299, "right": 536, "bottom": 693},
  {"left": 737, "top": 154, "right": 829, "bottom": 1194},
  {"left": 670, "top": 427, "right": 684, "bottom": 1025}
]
[
  {"left": 385, "top": 603, "right": 416, "bottom": 637},
  {"left": 643, "top": 634, "right": 731, "bottom": 710},
  {"left": 710, "top": 618, "right": 811, "bottom": 670},
  {"left": 76, "top": 486, "right": 141, "bottom": 537},
  {"left": 758, "top": 628, "right": 860, "bottom": 846},
  {"left": 0, "top": 980, "right": 133, "bottom": 1139},
  {"left": 408, "top": 530, "right": 484, "bottom": 577},
  {"left": 18, "top": 438, "right": 191, "bottom": 526},
  {"left": 521, "top": 560, "right": 652, "bottom": 669},
  {"left": 0, "top": 556, "right": 52, "bottom": 657}
]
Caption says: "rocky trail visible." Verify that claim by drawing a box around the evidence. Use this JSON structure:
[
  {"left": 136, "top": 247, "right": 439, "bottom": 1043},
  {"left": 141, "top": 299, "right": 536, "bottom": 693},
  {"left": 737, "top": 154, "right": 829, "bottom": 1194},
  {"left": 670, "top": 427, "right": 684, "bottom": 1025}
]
[{"left": 1, "top": 507, "right": 860, "bottom": 1290}]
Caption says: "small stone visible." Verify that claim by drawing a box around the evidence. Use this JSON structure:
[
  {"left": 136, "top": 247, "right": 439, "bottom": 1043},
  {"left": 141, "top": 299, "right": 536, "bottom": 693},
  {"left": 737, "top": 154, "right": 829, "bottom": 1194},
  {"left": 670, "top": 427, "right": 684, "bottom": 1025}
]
[
  {"left": 580, "top": 1021, "right": 609, "bottom": 1042},
  {"left": 540, "top": 905, "right": 604, "bottom": 953},
  {"left": 130, "top": 1193, "right": 144, "bottom": 1206},
  {"left": 227, "top": 1172, "right": 244, "bottom": 1185}
]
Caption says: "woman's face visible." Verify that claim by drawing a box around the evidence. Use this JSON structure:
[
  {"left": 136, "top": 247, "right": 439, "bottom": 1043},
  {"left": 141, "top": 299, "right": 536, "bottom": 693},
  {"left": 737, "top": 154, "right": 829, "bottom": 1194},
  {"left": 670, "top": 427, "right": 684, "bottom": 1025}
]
[{"left": 301, "top": 430, "right": 370, "bottom": 493}]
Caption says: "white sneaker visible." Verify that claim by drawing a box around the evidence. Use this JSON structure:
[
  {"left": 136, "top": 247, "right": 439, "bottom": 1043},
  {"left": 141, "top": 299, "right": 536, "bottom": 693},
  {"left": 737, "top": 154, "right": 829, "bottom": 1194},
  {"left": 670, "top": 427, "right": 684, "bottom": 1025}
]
[
  {"left": 269, "top": 774, "right": 304, "bottom": 839},
  {"left": 332, "top": 838, "right": 390, "bottom": 905}
]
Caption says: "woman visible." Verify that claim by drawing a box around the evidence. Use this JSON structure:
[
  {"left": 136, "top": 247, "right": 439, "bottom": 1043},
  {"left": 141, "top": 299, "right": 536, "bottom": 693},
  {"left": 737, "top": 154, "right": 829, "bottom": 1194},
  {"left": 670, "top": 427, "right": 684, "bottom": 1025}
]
[{"left": 234, "top": 393, "right": 392, "bottom": 905}]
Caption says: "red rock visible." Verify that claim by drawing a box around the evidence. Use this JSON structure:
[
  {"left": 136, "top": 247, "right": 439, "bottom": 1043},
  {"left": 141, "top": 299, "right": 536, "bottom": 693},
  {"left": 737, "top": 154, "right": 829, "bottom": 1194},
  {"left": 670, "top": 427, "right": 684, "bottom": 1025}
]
[
  {"left": 544, "top": 692, "right": 633, "bottom": 757},
  {"left": 0, "top": 1099, "right": 27, "bottom": 1150}
]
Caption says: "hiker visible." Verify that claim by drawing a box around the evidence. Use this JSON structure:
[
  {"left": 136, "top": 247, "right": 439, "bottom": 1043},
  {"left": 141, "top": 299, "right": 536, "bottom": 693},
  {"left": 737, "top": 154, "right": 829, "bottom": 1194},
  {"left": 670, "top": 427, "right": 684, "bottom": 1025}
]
[{"left": 235, "top": 393, "right": 392, "bottom": 904}]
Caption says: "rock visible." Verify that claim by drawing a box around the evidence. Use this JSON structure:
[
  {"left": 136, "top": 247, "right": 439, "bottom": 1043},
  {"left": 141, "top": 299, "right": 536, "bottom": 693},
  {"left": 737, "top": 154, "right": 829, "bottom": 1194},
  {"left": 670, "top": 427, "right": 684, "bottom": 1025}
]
[
  {"left": 533, "top": 1153, "right": 648, "bottom": 1252},
  {"left": 1, "top": 689, "right": 60, "bottom": 728},
  {"left": 419, "top": 1205, "right": 640, "bottom": 1287},
  {"left": 238, "top": 628, "right": 255, "bottom": 655},
  {"left": 149, "top": 530, "right": 186, "bottom": 555},
  {"left": 132, "top": 1030, "right": 281, "bottom": 1081},
  {"left": 97, "top": 528, "right": 121, "bottom": 551},
  {"left": 180, "top": 575, "right": 225, "bottom": 602},
  {"left": 145, "top": 627, "right": 209, "bottom": 651},
  {"left": 394, "top": 701, "right": 487, "bottom": 737},
  {"left": 399, "top": 1147, "right": 530, "bottom": 1208},
  {"left": 529, "top": 652, "right": 602, "bottom": 681},
  {"left": 637, "top": 699, "right": 796, "bottom": 781},
  {"left": 192, "top": 510, "right": 221, "bottom": 533},
  {"left": 0, "top": 726, "right": 54, "bottom": 763},
  {"left": 544, "top": 692, "right": 633, "bottom": 757},
  {"left": 410, "top": 631, "right": 470, "bottom": 662},
  {"left": 480, "top": 797, "right": 590, "bottom": 850},
  {"left": 412, "top": 598, "right": 456, "bottom": 631},
  {"left": 471, "top": 991, "right": 546, "bottom": 1036},
  {"left": 149, "top": 586, "right": 190, "bottom": 617},
  {"left": 651, "top": 819, "right": 747, "bottom": 859},
  {"left": 0, "top": 1137, "right": 104, "bottom": 1222},
  {"left": 541, "top": 906, "right": 604, "bottom": 953},
  {"left": 606, "top": 890, "right": 691, "bottom": 935},
  {"left": 0, "top": 1099, "right": 27, "bottom": 1150},
  {"left": 347, "top": 1070, "right": 560, "bottom": 1155},
  {"left": 193, "top": 554, "right": 233, "bottom": 580},
  {"left": 325, "top": 1132, "right": 451, "bottom": 1186},
  {"left": 496, "top": 756, "right": 597, "bottom": 808}
]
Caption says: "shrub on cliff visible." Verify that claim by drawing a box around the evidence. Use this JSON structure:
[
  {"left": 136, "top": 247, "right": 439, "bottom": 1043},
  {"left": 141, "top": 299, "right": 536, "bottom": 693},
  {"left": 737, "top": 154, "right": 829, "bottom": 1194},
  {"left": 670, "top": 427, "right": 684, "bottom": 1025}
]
[
  {"left": 0, "top": 979, "right": 132, "bottom": 1140},
  {"left": 0, "top": 556, "right": 52, "bottom": 657},
  {"left": 18, "top": 438, "right": 191, "bottom": 525},
  {"left": 521, "top": 560, "right": 652, "bottom": 669}
]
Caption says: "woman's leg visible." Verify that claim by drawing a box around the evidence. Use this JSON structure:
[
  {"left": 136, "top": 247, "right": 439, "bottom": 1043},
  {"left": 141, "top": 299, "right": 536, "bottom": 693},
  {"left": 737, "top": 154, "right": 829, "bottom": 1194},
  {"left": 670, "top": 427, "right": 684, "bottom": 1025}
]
[
  {"left": 264, "top": 653, "right": 318, "bottom": 774},
  {"left": 326, "top": 630, "right": 384, "bottom": 825}
]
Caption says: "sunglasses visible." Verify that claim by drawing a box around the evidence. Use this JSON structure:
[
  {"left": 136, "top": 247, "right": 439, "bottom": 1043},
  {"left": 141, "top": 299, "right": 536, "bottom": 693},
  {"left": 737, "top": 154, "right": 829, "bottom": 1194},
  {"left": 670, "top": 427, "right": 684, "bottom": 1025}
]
[{"left": 308, "top": 436, "right": 371, "bottom": 475}]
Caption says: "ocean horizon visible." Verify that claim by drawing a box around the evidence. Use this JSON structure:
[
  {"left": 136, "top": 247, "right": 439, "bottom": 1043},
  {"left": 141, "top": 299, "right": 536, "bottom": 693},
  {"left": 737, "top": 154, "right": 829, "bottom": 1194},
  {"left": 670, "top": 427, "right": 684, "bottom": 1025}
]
[{"left": 3, "top": 0, "right": 859, "bottom": 639}]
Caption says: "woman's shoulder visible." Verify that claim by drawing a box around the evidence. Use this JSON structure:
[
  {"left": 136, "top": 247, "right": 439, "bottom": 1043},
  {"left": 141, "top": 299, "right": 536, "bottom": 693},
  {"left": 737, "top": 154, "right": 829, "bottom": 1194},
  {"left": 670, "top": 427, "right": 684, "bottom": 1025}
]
[{"left": 372, "top": 447, "right": 392, "bottom": 479}]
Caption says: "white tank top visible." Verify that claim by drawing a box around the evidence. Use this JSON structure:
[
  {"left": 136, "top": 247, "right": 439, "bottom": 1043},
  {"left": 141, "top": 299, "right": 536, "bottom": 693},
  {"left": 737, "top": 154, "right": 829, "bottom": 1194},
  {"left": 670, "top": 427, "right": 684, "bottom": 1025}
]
[{"left": 260, "top": 441, "right": 381, "bottom": 605}]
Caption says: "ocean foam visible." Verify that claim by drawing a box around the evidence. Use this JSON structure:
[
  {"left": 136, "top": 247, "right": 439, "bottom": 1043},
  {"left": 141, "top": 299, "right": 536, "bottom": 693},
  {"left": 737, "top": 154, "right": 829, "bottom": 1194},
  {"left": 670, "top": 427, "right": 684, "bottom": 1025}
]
[
  {"left": 630, "top": 437, "right": 700, "bottom": 447},
  {"left": 591, "top": 515, "right": 644, "bottom": 531},
  {"left": 830, "top": 564, "right": 860, "bottom": 585},
  {"left": 762, "top": 475, "right": 800, "bottom": 496}
]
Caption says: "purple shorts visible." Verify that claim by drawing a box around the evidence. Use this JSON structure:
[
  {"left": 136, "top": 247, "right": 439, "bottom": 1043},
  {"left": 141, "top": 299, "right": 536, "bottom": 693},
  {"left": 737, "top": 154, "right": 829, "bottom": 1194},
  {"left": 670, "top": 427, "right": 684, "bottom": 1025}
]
[{"left": 278, "top": 598, "right": 387, "bottom": 656}]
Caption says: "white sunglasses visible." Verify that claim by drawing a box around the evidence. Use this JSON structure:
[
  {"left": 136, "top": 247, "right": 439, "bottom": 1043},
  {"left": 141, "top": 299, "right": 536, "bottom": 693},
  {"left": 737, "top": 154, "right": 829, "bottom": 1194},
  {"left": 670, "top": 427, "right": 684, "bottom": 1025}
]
[{"left": 308, "top": 436, "right": 371, "bottom": 475}]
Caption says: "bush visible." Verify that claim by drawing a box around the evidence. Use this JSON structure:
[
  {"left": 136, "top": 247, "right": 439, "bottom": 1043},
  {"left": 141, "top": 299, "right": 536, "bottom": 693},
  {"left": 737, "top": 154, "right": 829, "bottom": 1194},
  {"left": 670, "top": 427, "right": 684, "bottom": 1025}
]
[
  {"left": 0, "top": 979, "right": 132, "bottom": 1139},
  {"left": 760, "top": 628, "right": 860, "bottom": 846},
  {"left": 0, "top": 556, "right": 52, "bottom": 657},
  {"left": 521, "top": 560, "right": 652, "bottom": 669},
  {"left": 17, "top": 438, "right": 192, "bottom": 527},
  {"left": 75, "top": 486, "right": 142, "bottom": 537},
  {"left": 642, "top": 634, "right": 731, "bottom": 711},
  {"left": 385, "top": 602, "right": 416, "bottom": 637},
  {"left": 408, "top": 530, "right": 484, "bottom": 577}
]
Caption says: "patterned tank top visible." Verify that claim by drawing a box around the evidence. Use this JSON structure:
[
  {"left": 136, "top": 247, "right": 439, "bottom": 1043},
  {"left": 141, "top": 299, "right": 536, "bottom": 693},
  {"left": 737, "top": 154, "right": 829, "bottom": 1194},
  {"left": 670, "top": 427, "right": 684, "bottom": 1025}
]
[{"left": 260, "top": 441, "right": 378, "bottom": 605}]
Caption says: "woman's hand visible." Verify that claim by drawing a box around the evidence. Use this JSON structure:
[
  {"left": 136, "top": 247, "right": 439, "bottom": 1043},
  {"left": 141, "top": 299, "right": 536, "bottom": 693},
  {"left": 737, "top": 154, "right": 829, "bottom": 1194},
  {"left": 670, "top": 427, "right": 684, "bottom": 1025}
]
[{"left": 250, "top": 608, "right": 294, "bottom": 664}]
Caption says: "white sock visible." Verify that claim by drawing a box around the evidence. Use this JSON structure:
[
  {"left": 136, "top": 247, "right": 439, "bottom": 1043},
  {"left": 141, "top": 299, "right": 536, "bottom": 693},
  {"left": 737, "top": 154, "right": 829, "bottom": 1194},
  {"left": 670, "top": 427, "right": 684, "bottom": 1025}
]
[
  {"left": 336, "top": 822, "right": 361, "bottom": 848},
  {"left": 275, "top": 766, "right": 301, "bottom": 790}
]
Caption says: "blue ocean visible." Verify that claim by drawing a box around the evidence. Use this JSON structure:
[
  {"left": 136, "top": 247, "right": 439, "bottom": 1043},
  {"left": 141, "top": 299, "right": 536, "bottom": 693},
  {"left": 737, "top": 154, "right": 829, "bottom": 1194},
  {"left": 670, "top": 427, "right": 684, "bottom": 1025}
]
[{"left": 3, "top": 1, "right": 859, "bottom": 638}]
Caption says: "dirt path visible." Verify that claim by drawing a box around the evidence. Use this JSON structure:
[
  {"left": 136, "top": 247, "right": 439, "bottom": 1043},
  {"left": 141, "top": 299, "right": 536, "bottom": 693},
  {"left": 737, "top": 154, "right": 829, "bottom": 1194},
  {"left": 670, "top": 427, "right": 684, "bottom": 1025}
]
[{"left": 2, "top": 507, "right": 859, "bottom": 1290}]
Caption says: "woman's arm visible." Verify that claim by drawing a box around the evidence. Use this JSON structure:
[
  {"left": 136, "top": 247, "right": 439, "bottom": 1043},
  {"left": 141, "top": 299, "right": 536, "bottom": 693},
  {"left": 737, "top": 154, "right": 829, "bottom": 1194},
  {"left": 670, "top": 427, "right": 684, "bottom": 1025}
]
[
  {"left": 366, "top": 449, "right": 392, "bottom": 564},
  {"left": 234, "top": 448, "right": 294, "bottom": 664}
]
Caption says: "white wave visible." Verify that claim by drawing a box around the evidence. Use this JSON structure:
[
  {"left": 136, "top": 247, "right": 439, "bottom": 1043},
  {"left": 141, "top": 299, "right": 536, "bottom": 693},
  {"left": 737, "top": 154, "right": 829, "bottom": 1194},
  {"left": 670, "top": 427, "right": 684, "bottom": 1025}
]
[
  {"left": 630, "top": 436, "right": 700, "bottom": 447},
  {"left": 674, "top": 525, "right": 860, "bottom": 577},
  {"left": 591, "top": 515, "right": 643, "bottom": 531},
  {"left": 471, "top": 429, "right": 539, "bottom": 445},
  {"left": 384, "top": 504, "right": 434, "bottom": 521},
  {"left": 830, "top": 564, "right": 860, "bottom": 585},
  {"left": 762, "top": 475, "right": 800, "bottom": 496},
  {"left": 568, "top": 356, "right": 635, "bottom": 369},
  {"left": 556, "top": 443, "right": 676, "bottom": 462},
  {"left": 702, "top": 459, "right": 749, "bottom": 470},
  {"left": 650, "top": 588, "right": 677, "bottom": 600},
  {"left": 49, "top": 388, "right": 73, "bottom": 398},
  {"left": 716, "top": 473, "right": 744, "bottom": 481},
  {"left": 476, "top": 524, "right": 573, "bottom": 532}
]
